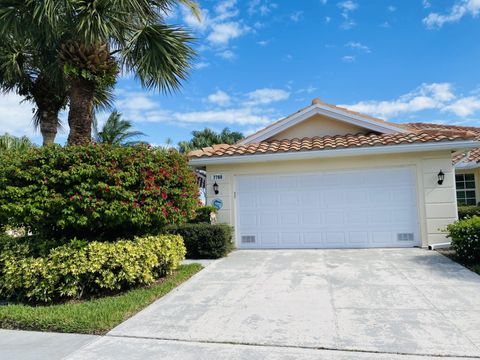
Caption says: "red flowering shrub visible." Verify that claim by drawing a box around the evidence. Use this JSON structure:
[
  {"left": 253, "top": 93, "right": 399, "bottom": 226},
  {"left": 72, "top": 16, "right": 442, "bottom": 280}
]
[{"left": 0, "top": 144, "right": 199, "bottom": 240}]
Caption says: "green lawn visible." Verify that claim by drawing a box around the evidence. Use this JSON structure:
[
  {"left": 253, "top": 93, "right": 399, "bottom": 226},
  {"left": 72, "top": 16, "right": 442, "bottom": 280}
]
[{"left": 0, "top": 263, "right": 202, "bottom": 335}]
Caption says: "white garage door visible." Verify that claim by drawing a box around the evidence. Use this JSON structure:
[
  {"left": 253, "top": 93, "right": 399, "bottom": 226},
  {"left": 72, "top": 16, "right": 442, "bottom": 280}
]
[{"left": 236, "top": 167, "right": 420, "bottom": 249}]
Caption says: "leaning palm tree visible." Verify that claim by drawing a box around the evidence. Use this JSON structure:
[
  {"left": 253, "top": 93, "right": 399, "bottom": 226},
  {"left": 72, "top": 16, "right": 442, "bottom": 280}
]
[{"left": 95, "top": 111, "right": 145, "bottom": 145}]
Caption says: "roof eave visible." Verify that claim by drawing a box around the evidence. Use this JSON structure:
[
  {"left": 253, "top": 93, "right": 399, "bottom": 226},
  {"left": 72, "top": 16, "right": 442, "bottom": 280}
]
[
  {"left": 189, "top": 140, "right": 480, "bottom": 166},
  {"left": 239, "top": 104, "right": 410, "bottom": 145}
]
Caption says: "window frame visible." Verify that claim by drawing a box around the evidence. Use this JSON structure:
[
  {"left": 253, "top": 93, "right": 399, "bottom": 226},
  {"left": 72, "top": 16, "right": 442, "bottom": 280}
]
[{"left": 456, "top": 173, "right": 477, "bottom": 206}]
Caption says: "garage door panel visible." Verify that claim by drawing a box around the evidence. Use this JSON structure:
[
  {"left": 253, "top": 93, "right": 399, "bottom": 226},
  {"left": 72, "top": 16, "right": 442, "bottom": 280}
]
[
  {"left": 348, "top": 231, "right": 369, "bottom": 244},
  {"left": 239, "top": 193, "right": 257, "bottom": 208},
  {"left": 279, "top": 193, "right": 299, "bottom": 207},
  {"left": 303, "top": 232, "right": 323, "bottom": 244},
  {"left": 278, "top": 176, "right": 298, "bottom": 190},
  {"left": 325, "top": 232, "right": 346, "bottom": 245},
  {"left": 236, "top": 167, "right": 419, "bottom": 249},
  {"left": 323, "top": 190, "right": 345, "bottom": 207},
  {"left": 258, "top": 193, "right": 277, "bottom": 207},
  {"left": 324, "top": 210, "right": 344, "bottom": 226},
  {"left": 280, "top": 213, "right": 300, "bottom": 225},
  {"left": 280, "top": 232, "right": 301, "bottom": 245},
  {"left": 259, "top": 213, "right": 278, "bottom": 226},
  {"left": 302, "top": 212, "right": 322, "bottom": 225},
  {"left": 260, "top": 232, "right": 278, "bottom": 247}
]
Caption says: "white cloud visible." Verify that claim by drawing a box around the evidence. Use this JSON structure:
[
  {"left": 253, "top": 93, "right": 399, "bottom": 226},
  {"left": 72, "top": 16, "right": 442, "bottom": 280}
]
[
  {"left": 207, "top": 22, "right": 246, "bottom": 45},
  {"left": 214, "top": 0, "right": 238, "bottom": 20},
  {"left": 181, "top": 0, "right": 249, "bottom": 51},
  {"left": 290, "top": 11, "right": 304, "bottom": 22},
  {"left": 167, "top": 108, "right": 270, "bottom": 125},
  {"left": 207, "top": 90, "right": 232, "bottom": 106},
  {"left": 217, "top": 49, "right": 236, "bottom": 60},
  {"left": 388, "top": 5, "right": 396, "bottom": 12},
  {"left": 245, "top": 88, "right": 290, "bottom": 105},
  {"left": 443, "top": 96, "right": 480, "bottom": 116},
  {"left": 423, "top": 0, "right": 432, "bottom": 8},
  {"left": 194, "top": 61, "right": 210, "bottom": 69},
  {"left": 116, "top": 92, "right": 158, "bottom": 111},
  {"left": 342, "top": 55, "right": 356, "bottom": 62},
  {"left": 0, "top": 93, "right": 37, "bottom": 137},
  {"left": 337, "top": 1, "right": 358, "bottom": 29},
  {"left": 247, "top": 0, "right": 277, "bottom": 16},
  {"left": 345, "top": 41, "right": 371, "bottom": 52},
  {"left": 297, "top": 86, "right": 318, "bottom": 94},
  {"left": 257, "top": 40, "right": 269, "bottom": 46},
  {"left": 338, "top": 82, "right": 480, "bottom": 119},
  {"left": 423, "top": 0, "right": 480, "bottom": 28},
  {"left": 338, "top": 0, "right": 358, "bottom": 11}
]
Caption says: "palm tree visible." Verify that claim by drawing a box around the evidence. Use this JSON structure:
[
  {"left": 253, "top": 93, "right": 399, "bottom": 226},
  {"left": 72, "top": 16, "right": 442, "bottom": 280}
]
[
  {"left": 0, "top": 32, "right": 67, "bottom": 145},
  {"left": 0, "top": 4, "right": 114, "bottom": 146},
  {"left": 178, "top": 127, "right": 244, "bottom": 153},
  {"left": 59, "top": 0, "right": 200, "bottom": 145},
  {"left": 0, "top": 0, "right": 199, "bottom": 146},
  {"left": 0, "top": 133, "right": 34, "bottom": 153},
  {"left": 95, "top": 111, "right": 145, "bottom": 145}
]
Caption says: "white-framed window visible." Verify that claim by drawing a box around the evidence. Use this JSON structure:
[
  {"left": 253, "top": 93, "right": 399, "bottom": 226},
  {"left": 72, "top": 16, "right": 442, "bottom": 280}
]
[{"left": 456, "top": 173, "right": 477, "bottom": 206}]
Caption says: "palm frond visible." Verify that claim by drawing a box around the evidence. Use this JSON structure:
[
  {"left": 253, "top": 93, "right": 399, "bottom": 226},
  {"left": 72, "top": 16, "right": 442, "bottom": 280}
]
[{"left": 122, "top": 23, "right": 196, "bottom": 93}]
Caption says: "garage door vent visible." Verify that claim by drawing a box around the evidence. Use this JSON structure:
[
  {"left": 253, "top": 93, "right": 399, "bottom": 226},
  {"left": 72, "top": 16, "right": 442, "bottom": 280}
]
[
  {"left": 397, "top": 233, "right": 414, "bottom": 242},
  {"left": 241, "top": 235, "right": 256, "bottom": 244}
]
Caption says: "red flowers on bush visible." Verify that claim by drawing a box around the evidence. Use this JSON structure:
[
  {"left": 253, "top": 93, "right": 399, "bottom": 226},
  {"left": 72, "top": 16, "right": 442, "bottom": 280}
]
[{"left": 0, "top": 144, "right": 199, "bottom": 240}]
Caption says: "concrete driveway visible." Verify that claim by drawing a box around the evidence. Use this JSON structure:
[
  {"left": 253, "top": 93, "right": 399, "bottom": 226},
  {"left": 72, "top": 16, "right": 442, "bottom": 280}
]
[{"left": 67, "top": 249, "right": 480, "bottom": 359}]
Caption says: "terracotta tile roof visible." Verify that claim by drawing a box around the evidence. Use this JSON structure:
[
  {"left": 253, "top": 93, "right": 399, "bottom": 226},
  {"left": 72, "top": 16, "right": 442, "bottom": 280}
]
[
  {"left": 239, "top": 98, "right": 412, "bottom": 144},
  {"left": 406, "top": 122, "right": 480, "bottom": 135},
  {"left": 189, "top": 131, "right": 477, "bottom": 159},
  {"left": 453, "top": 147, "right": 480, "bottom": 165}
]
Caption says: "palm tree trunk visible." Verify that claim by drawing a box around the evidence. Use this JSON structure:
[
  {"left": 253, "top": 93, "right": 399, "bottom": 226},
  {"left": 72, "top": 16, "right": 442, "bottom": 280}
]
[
  {"left": 38, "top": 109, "right": 59, "bottom": 145},
  {"left": 67, "top": 78, "right": 95, "bottom": 145}
]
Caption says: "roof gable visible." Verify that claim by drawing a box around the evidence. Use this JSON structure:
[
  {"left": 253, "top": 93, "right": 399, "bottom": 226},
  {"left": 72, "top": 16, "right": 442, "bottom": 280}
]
[{"left": 239, "top": 98, "right": 410, "bottom": 145}]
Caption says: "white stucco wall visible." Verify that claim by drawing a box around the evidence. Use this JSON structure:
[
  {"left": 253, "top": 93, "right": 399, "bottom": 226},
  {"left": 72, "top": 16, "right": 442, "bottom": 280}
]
[{"left": 204, "top": 150, "right": 457, "bottom": 248}]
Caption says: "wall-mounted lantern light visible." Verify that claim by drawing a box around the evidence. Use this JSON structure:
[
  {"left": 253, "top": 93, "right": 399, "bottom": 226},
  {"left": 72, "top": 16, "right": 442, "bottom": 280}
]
[
  {"left": 213, "top": 182, "right": 219, "bottom": 195},
  {"left": 437, "top": 170, "right": 445, "bottom": 185}
]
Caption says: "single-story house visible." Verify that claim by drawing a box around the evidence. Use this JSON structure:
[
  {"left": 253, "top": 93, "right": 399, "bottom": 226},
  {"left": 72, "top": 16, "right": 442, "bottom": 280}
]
[{"left": 189, "top": 98, "right": 480, "bottom": 249}]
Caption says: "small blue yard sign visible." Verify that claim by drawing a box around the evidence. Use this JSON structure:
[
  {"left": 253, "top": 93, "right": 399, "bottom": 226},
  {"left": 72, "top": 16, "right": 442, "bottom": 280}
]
[{"left": 212, "top": 198, "right": 223, "bottom": 210}]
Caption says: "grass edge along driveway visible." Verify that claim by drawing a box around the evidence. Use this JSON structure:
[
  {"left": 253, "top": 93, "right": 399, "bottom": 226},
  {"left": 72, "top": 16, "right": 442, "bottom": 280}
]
[{"left": 0, "top": 264, "right": 202, "bottom": 335}]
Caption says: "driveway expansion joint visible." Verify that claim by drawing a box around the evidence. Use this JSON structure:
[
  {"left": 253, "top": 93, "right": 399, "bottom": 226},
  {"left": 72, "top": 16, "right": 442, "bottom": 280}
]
[{"left": 104, "top": 333, "right": 480, "bottom": 359}]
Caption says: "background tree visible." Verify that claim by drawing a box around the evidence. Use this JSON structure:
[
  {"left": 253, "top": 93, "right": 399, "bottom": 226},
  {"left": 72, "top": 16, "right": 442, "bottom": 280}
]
[
  {"left": 95, "top": 111, "right": 145, "bottom": 145},
  {"left": 178, "top": 127, "right": 244, "bottom": 153},
  {"left": 0, "top": 31, "right": 67, "bottom": 145},
  {"left": 0, "top": 133, "right": 34, "bottom": 153}
]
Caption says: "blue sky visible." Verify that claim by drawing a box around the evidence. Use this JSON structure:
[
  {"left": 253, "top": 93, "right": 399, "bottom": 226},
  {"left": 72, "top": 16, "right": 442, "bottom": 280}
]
[{"left": 2, "top": 0, "right": 480, "bottom": 146}]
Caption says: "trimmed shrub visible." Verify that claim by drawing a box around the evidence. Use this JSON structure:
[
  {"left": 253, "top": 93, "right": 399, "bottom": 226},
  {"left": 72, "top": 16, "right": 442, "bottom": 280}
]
[
  {"left": 458, "top": 205, "right": 480, "bottom": 220},
  {"left": 446, "top": 216, "right": 480, "bottom": 264},
  {"left": 165, "top": 223, "right": 234, "bottom": 259},
  {"left": 0, "top": 234, "right": 186, "bottom": 303},
  {"left": 0, "top": 144, "right": 199, "bottom": 240},
  {"left": 190, "top": 205, "right": 217, "bottom": 224}
]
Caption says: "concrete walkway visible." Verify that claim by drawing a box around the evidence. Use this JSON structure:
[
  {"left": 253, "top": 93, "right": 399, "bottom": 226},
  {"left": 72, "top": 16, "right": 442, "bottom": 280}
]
[
  {"left": 65, "top": 249, "right": 480, "bottom": 359},
  {"left": 0, "top": 329, "right": 98, "bottom": 360}
]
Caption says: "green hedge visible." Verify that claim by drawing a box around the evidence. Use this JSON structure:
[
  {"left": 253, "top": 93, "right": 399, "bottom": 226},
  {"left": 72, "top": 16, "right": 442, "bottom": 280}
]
[
  {"left": 0, "top": 144, "right": 199, "bottom": 240},
  {"left": 0, "top": 234, "right": 186, "bottom": 303},
  {"left": 165, "top": 223, "right": 234, "bottom": 259},
  {"left": 446, "top": 216, "right": 480, "bottom": 264},
  {"left": 190, "top": 205, "right": 217, "bottom": 224},
  {"left": 458, "top": 205, "right": 480, "bottom": 220}
]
